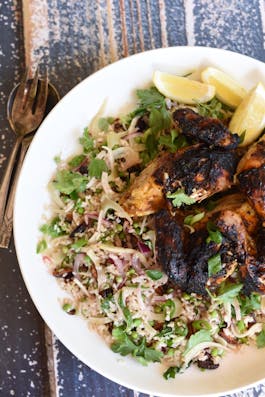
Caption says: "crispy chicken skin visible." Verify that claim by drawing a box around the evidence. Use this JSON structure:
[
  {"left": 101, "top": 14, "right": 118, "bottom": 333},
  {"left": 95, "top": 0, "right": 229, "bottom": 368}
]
[
  {"left": 120, "top": 144, "right": 238, "bottom": 216},
  {"left": 154, "top": 194, "right": 263, "bottom": 295},
  {"left": 173, "top": 108, "right": 240, "bottom": 149},
  {"left": 237, "top": 134, "right": 265, "bottom": 222},
  {"left": 157, "top": 145, "right": 238, "bottom": 208}
]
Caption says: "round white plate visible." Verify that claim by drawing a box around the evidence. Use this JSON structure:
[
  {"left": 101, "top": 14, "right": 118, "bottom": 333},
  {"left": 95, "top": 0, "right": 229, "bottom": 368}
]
[{"left": 14, "top": 46, "right": 265, "bottom": 397}]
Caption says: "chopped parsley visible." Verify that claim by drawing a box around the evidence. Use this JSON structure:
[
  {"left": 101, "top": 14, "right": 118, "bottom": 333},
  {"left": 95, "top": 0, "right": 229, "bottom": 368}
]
[
  {"left": 184, "top": 211, "right": 205, "bottom": 226},
  {"left": 208, "top": 253, "right": 222, "bottom": 276},
  {"left": 206, "top": 221, "right": 223, "bottom": 244},
  {"left": 54, "top": 170, "right": 89, "bottom": 195},
  {"left": 163, "top": 366, "right": 181, "bottom": 380},
  {"left": 167, "top": 189, "right": 196, "bottom": 208},
  {"left": 88, "top": 158, "right": 108, "bottom": 179}
]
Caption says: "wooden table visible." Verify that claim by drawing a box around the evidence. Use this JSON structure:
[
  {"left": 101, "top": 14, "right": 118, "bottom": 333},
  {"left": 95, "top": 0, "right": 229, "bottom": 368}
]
[{"left": 1, "top": 1, "right": 265, "bottom": 396}]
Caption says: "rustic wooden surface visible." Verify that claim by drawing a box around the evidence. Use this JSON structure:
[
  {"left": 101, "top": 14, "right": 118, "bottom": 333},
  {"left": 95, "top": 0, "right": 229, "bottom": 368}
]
[{"left": 1, "top": 1, "right": 265, "bottom": 396}]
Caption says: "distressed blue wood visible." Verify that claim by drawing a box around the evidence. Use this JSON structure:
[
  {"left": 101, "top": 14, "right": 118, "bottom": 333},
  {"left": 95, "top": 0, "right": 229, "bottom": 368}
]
[
  {"left": 192, "top": 0, "right": 265, "bottom": 61},
  {"left": 2, "top": 0, "right": 265, "bottom": 396}
]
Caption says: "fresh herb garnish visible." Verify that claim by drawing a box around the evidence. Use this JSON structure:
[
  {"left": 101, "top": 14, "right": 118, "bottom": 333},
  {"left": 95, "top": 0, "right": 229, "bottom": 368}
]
[
  {"left": 256, "top": 327, "right": 265, "bottom": 348},
  {"left": 159, "top": 129, "right": 188, "bottom": 152},
  {"left": 40, "top": 217, "right": 66, "bottom": 238},
  {"left": 98, "top": 117, "right": 115, "bottom": 132},
  {"left": 146, "top": 270, "right": 163, "bottom": 280},
  {"left": 208, "top": 253, "right": 222, "bottom": 276},
  {"left": 184, "top": 329, "right": 212, "bottom": 355},
  {"left": 238, "top": 293, "right": 261, "bottom": 316},
  {"left": 184, "top": 211, "right": 205, "bottom": 226},
  {"left": 163, "top": 366, "right": 181, "bottom": 380},
  {"left": 206, "top": 221, "right": 223, "bottom": 244},
  {"left": 215, "top": 282, "right": 243, "bottom": 303},
  {"left": 79, "top": 127, "right": 95, "bottom": 153},
  {"left": 68, "top": 154, "right": 86, "bottom": 168},
  {"left": 88, "top": 158, "right": 108, "bottom": 179},
  {"left": 54, "top": 170, "right": 89, "bottom": 194},
  {"left": 111, "top": 327, "right": 163, "bottom": 365},
  {"left": 36, "top": 239, "right": 47, "bottom": 253},
  {"left": 167, "top": 189, "right": 196, "bottom": 208},
  {"left": 196, "top": 97, "right": 230, "bottom": 120},
  {"left": 71, "top": 237, "right": 88, "bottom": 251}
]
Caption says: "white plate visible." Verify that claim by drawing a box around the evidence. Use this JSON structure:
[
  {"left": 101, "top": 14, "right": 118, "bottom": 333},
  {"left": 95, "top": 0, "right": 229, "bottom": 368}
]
[{"left": 14, "top": 46, "right": 265, "bottom": 397}]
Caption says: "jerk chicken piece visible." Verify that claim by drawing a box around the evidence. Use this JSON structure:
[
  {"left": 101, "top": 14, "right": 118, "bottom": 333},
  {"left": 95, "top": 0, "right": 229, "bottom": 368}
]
[
  {"left": 237, "top": 134, "right": 265, "bottom": 223},
  {"left": 173, "top": 108, "right": 240, "bottom": 149},
  {"left": 120, "top": 144, "right": 238, "bottom": 216},
  {"left": 155, "top": 195, "right": 255, "bottom": 296}
]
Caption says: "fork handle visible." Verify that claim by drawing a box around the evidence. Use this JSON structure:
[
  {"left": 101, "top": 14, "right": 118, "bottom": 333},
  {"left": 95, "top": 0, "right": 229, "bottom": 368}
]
[
  {"left": 0, "top": 137, "right": 32, "bottom": 248},
  {"left": 0, "top": 136, "right": 23, "bottom": 226}
]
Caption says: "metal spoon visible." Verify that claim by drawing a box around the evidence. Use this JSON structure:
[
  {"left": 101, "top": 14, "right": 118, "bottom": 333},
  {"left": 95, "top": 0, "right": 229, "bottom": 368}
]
[{"left": 0, "top": 81, "right": 60, "bottom": 248}]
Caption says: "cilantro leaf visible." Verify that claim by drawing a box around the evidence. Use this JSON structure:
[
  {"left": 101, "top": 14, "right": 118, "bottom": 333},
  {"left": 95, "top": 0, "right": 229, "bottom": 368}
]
[
  {"left": 146, "top": 270, "right": 163, "bottom": 280},
  {"left": 216, "top": 282, "right": 243, "bottom": 303},
  {"left": 79, "top": 127, "right": 94, "bottom": 153},
  {"left": 98, "top": 117, "right": 115, "bottom": 132},
  {"left": 136, "top": 87, "right": 165, "bottom": 108},
  {"left": 206, "top": 221, "right": 223, "bottom": 244},
  {"left": 184, "top": 211, "right": 205, "bottom": 226},
  {"left": 238, "top": 293, "right": 261, "bottom": 316},
  {"left": 208, "top": 253, "right": 222, "bottom": 276},
  {"left": 88, "top": 158, "right": 108, "bottom": 179},
  {"left": 68, "top": 154, "right": 86, "bottom": 168},
  {"left": 40, "top": 217, "right": 66, "bottom": 238},
  {"left": 149, "top": 105, "right": 171, "bottom": 134},
  {"left": 195, "top": 97, "right": 230, "bottom": 120},
  {"left": 257, "top": 328, "right": 265, "bottom": 348},
  {"left": 163, "top": 366, "right": 181, "bottom": 380},
  {"left": 184, "top": 329, "right": 212, "bottom": 355},
  {"left": 159, "top": 129, "right": 188, "bottom": 153},
  {"left": 36, "top": 239, "right": 47, "bottom": 254},
  {"left": 167, "top": 189, "right": 196, "bottom": 208},
  {"left": 54, "top": 170, "right": 89, "bottom": 195}
]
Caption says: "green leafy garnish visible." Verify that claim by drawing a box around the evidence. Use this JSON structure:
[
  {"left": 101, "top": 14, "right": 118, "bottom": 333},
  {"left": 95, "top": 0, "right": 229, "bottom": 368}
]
[
  {"left": 256, "top": 327, "right": 265, "bottom": 348},
  {"left": 98, "top": 117, "right": 115, "bottom": 132},
  {"left": 184, "top": 211, "right": 205, "bottom": 226},
  {"left": 40, "top": 217, "right": 66, "bottom": 238},
  {"left": 71, "top": 237, "right": 88, "bottom": 251},
  {"left": 208, "top": 253, "right": 222, "bottom": 276},
  {"left": 136, "top": 86, "right": 166, "bottom": 109},
  {"left": 54, "top": 170, "right": 89, "bottom": 195},
  {"left": 118, "top": 291, "right": 133, "bottom": 330},
  {"left": 79, "top": 127, "right": 95, "bottom": 153},
  {"left": 36, "top": 239, "right": 47, "bottom": 253},
  {"left": 159, "top": 129, "right": 188, "bottom": 152},
  {"left": 68, "top": 154, "right": 86, "bottom": 168},
  {"left": 184, "top": 329, "right": 212, "bottom": 355},
  {"left": 196, "top": 97, "right": 229, "bottom": 119},
  {"left": 111, "top": 327, "right": 163, "bottom": 365},
  {"left": 216, "top": 282, "right": 243, "bottom": 303},
  {"left": 146, "top": 270, "right": 163, "bottom": 280},
  {"left": 206, "top": 221, "right": 223, "bottom": 244},
  {"left": 167, "top": 189, "right": 196, "bottom": 208},
  {"left": 163, "top": 366, "right": 181, "bottom": 380},
  {"left": 238, "top": 293, "right": 261, "bottom": 316},
  {"left": 161, "top": 299, "right": 176, "bottom": 320},
  {"left": 88, "top": 158, "right": 108, "bottom": 179}
]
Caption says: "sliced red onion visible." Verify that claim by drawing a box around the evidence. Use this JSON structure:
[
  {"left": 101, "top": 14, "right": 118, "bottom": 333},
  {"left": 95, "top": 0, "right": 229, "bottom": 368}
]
[
  {"left": 137, "top": 241, "right": 151, "bottom": 254},
  {"left": 131, "top": 254, "right": 144, "bottom": 275},
  {"left": 42, "top": 255, "right": 52, "bottom": 264},
  {"left": 73, "top": 253, "right": 86, "bottom": 280},
  {"left": 108, "top": 253, "right": 125, "bottom": 275}
]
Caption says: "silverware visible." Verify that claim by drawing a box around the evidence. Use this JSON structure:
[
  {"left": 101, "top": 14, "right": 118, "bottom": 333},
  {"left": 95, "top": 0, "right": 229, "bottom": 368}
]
[
  {"left": 0, "top": 73, "right": 60, "bottom": 248},
  {"left": 0, "top": 68, "right": 48, "bottom": 229}
]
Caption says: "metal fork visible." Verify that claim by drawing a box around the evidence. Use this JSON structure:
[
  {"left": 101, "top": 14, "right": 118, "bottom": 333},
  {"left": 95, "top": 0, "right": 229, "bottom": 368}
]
[{"left": 0, "top": 68, "right": 48, "bottom": 243}]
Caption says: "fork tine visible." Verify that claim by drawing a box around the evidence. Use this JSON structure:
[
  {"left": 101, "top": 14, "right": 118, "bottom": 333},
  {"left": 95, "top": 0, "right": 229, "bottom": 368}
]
[
  {"left": 11, "top": 67, "right": 29, "bottom": 115},
  {"left": 34, "top": 72, "right": 48, "bottom": 116}
]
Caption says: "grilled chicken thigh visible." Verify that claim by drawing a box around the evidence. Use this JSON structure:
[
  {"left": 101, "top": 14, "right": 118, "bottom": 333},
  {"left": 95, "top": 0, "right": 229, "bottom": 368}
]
[
  {"left": 173, "top": 108, "right": 240, "bottom": 149},
  {"left": 121, "top": 145, "right": 238, "bottom": 216},
  {"left": 237, "top": 134, "right": 265, "bottom": 222}
]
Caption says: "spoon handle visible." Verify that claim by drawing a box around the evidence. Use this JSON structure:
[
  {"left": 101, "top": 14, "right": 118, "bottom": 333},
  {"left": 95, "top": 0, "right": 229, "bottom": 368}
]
[
  {"left": 0, "top": 136, "right": 23, "bottom": 225},
  {"left": 0, "top": 136, "right": 32, "bottom": 248}
]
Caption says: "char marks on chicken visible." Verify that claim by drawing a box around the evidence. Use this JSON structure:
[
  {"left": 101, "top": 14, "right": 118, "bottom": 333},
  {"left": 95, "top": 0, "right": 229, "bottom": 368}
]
[
  {"left": 173, "top": 108, "right": 240, "bottom": 149},
  {"left": 155, "top": 144, "right": 238, "bottom": 208}
]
